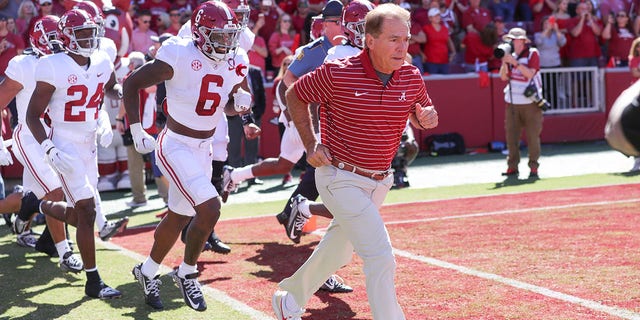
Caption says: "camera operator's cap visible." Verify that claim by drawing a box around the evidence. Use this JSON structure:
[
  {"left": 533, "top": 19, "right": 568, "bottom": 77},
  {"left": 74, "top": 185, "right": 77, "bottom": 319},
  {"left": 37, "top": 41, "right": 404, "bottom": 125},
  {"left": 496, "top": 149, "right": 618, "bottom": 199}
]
[
  {"left": 318, "top": 0, "right": 343, "bottom": 19},
  {"left": 150, "top": 33, "right": 173, "bottom": 44},
  {"left": 503, "top": 27, "right": 531, "bottom": 43},
  {"left": 428, "top": 8, "right": 440, "bottom": 17}
]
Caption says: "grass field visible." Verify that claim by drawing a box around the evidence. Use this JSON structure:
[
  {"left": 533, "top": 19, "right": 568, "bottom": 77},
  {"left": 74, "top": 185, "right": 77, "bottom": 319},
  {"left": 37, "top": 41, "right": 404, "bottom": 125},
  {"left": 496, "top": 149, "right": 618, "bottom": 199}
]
[{"left": 1, "top": 166, "right": 639, "bottom": 319}]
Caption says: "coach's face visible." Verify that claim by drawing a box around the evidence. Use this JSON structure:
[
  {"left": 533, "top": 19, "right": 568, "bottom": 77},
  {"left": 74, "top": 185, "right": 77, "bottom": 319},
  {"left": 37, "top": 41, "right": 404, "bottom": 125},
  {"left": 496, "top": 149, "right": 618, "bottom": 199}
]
[{"left": 366, "top": 17, "right": 410, "bottom": 74}]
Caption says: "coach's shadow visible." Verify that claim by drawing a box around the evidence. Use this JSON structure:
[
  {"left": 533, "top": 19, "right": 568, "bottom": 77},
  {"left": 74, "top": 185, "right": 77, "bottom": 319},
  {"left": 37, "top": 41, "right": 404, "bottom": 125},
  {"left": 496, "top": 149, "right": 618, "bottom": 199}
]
[
  {"left": 245, "top": 241, "right": 358, "bottom": 318},
  {"left": 491, "top": 174, "right": 540, "bottom": 189}
]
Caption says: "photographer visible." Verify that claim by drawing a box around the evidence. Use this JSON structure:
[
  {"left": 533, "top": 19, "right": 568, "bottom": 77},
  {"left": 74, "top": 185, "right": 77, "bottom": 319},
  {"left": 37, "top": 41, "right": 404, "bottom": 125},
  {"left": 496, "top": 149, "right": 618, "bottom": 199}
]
[{"left": 498, "top": 27, "right": 544, "bottom": 179}]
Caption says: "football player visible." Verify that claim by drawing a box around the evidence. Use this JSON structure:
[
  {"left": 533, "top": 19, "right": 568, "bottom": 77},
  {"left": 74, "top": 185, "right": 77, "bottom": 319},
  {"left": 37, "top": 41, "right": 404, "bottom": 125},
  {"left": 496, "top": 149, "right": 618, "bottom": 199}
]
[
  {"left": 1, "top": 15, "right": 84, "bottom": 273},
  {"left": 125, "top": 1, "right": 251, "bottom": 311},
  {"left": 26, "top": 9, "right": 123, "bottom": 299}
]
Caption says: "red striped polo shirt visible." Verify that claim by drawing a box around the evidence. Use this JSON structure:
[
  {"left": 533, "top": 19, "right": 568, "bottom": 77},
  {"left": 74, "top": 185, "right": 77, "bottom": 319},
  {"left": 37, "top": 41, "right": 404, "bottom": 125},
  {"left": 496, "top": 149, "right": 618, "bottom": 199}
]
[{"left": 294, "top": 49, "right": 432, "bottom": 171}]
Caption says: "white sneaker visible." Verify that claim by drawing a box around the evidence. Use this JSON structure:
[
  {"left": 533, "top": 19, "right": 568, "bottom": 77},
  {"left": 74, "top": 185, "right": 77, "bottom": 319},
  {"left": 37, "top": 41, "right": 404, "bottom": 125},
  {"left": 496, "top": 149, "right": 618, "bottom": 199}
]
[
  {"left": 116, "top": 173, "right": 131, "bottom": 190},
  {"left": 272, "top": 290, "right": 304, "bottom": 320},
  {"left": 631, "top": 157, "right": 640, "bottom": 172},
  {"left": 97, "top": 176, "right": 116, "bottom": 192},
  {"left": 126, "top": 200, "right": 147, "bottom": 208},
  {"left": 17, "top": 232, "right": 37, "bottom": 248}
]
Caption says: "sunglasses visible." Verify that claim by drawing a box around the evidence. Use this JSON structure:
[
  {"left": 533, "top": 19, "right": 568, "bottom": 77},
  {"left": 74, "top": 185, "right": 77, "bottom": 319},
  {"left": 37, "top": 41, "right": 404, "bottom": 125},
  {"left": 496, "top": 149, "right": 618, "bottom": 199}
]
[
  {"left": 141, "top": 20, "right": 151, "bottom": 24},
  {"left": 170, "top": 13, "right": 180, "bottom": 17},
  {"left": 617, "top": 14, "right": 627, "bottom": 17}
]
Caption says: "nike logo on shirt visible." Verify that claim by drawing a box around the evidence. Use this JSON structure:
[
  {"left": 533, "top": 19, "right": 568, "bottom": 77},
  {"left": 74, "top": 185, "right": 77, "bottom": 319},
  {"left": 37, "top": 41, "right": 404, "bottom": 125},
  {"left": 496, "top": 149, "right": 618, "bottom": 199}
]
[
  {"left": 97, "top": 73, "right": 104, "bottom": 77},
  {"left": 355, "top": 92, "right": 367, "bottom": 97}
]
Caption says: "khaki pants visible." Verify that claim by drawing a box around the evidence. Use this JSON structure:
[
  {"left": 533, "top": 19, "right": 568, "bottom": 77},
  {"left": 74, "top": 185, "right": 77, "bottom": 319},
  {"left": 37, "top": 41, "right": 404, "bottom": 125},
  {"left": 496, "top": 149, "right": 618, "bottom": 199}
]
[
  {"left": 505, "top": 102, "right": 543, "bottom": 171},
  {"left": 126, "top": 145, "right": 147, "bottom": 203},
  {"left": 279, "top": 165, "right": 405, "bottom": 320}
]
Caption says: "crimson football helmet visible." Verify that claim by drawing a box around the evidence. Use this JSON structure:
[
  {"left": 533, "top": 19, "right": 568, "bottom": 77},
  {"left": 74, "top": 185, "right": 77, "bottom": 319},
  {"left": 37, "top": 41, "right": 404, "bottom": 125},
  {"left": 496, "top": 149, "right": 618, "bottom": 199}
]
[
  {"left": 191, "top": 1, "right": 241, "bottom": 61},
  {"left": 73, "top": 1, "right": 105, "bottom": 37},
  {"left": 310, "top": 15, "right": 323, "bottom": 41},
  {"left": 220, "top": 0, "right": 250, "bottom": 28},
  {"left": 59, "top": 9, "right": 100, "bottom": 57},
  {"left": 342, "top": 0, "right": 375, "bottom": 48},
  {"left": 30, "top": 15, "right": 61, "bottom": 55}
]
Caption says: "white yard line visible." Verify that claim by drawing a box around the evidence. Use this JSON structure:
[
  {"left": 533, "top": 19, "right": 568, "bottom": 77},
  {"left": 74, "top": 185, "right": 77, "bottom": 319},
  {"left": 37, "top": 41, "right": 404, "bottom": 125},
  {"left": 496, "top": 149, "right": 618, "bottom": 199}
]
[
  {"left": 308, "top": 197, "right": 640, "bottom": 319},
  {"left": 393, "top": 249, "right": 640, "bottom": 320},
  {"left": 99, "top": 240, "right": 275, "bottom": 320}
]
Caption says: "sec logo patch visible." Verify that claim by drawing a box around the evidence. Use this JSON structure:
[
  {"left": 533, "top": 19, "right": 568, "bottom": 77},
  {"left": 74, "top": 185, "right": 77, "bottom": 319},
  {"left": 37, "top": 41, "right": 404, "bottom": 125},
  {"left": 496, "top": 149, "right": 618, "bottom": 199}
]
[
  {"left": 68, "top": 74, "right": 78, "bottom": 84},
  {"left": 191, "top": 60, "right": 202, "bottom": 71}
]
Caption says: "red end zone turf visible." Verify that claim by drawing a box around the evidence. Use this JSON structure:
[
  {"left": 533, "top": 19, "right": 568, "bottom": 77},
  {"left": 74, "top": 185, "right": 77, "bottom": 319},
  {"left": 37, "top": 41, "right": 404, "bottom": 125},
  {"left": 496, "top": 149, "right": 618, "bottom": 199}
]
[{"left": 111, "top": 183, "right": 640, "bottom": 319}]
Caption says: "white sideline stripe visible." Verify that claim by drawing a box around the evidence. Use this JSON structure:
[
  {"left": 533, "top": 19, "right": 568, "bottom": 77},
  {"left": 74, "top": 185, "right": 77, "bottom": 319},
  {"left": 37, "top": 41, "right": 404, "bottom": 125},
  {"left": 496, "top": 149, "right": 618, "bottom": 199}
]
[
  {"left": 384, "top": 198, "right": 640, "bottom": 226},
  {"left": 393, "top": 249, "right": 640, "bottom": 320},
  {"left": 99, "top": 239, "right": 275, "bottom": 320}
]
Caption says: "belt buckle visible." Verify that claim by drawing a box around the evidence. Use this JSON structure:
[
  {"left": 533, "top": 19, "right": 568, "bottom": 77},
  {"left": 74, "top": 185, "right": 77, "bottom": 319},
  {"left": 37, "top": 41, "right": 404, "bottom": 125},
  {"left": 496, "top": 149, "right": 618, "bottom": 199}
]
[{"left": 337, "top": 162, "right": 345, "bottom": 170}]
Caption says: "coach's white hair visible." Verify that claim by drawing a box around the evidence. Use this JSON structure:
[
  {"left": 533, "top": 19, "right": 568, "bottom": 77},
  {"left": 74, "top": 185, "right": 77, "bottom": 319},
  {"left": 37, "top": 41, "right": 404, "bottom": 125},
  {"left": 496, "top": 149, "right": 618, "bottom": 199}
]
[{"left": 128, "top": 51, "right": 146, "bottom": 69}]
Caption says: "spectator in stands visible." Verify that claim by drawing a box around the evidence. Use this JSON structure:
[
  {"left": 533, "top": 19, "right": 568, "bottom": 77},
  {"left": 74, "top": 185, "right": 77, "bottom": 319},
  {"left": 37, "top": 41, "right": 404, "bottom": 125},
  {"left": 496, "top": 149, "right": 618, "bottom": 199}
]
[
  {"left": 422, "top": 7, "right": 456, "bottom": 74},
  {"left": 0, "top": 13, "right": 24, "bottom": 81},
  {"left": 490, "top": 0, "right": 518, "bottom": 22},
  {"left": 628, "top": 37, "right": 640, "bottom": 78},
  {"left": 291, "top": 0, "right": 310, "bottom": 35},
  {"left": 495, "top": 15, "right": 508, "bottom": 36},
  {"left": 163, "top": 6, "right": 182, "bottom": 35},
  {"left": 517, "top": 0, "right": 533, "bottom": 21},
  {"left": 413, "top": 0, "right": 431, "bottom": 26},
  {"left": 462, "top": 0, "right": 493, "bottom": 34},
  {"left": 567, "top": 1, "right": 602, "bottom": 67},
  {"left": 499, "top": 27, "right": 543, "bottom": 178},
  {"left": 598, "top": 0, "right": 627, "bottom": 22},
  {"left": 531, "top": 0, "right": 557, "bottom": 32},
  {"left": 0, "top": 0, "right": 20, "bottom": 20},
  {"left": 248, "top": 17, "right": 268, "bottom": 75},
  {"left": 552, "top": 0, "right": 571, "bottom": 20},
  {"left": 535, "top": 15, "right": 567, "bottom": 67},
  {"left": 15, "top": 0, "right": 36, "bottom": 36},
  {"left": 602, "top": 10, "right": 634, "bottom": 67},
  {"left": 268, "top": 13, "right": 296, "bottom": 76},
  {"left": 251, "top": 0, "right": 284, "bottom": 47},
  {"left": 462, "top": 22, "right": 499, "bottom": 72},
  {"left": 137, "top": 0, "right": 171, "bottom": 32},
  {"left": 535, "top": 15, "right": 568, "bottom": 108},
  {"left": 155, "top": 11, "right": 170, "bottom": 34},
  {"left": 129, "top": 10, "right": 157, "bottom": 54},
  {"left": 409, "top": 14, "right": 426, "bottom": 73}
]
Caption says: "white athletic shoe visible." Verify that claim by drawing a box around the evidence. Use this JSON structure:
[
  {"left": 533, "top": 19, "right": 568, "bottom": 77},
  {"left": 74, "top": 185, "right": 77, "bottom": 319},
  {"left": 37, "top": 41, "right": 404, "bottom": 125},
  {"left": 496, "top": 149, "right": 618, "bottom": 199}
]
[{"left": 272, "top": 290, "right": 304, "bottom": 320}]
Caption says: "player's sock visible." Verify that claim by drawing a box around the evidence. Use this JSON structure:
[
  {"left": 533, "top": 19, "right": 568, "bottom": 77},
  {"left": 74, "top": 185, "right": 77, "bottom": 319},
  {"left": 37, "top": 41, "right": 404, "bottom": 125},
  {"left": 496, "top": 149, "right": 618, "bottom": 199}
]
[
  {"left": 177, "top": 261, "right": 197, "bottom": 278},
  {"left": 141, "top": 256, "right": 161, "bottom": 279},
  {"left": 231, "top": 165, "right": 254, "bottom": 183}
]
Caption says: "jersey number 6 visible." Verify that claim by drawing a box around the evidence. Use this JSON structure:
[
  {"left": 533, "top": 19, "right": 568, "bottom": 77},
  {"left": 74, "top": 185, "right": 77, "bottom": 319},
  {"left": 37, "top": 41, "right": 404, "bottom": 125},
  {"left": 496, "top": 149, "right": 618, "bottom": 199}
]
[{"left": 195, "top": 74, "right": 223, "bottom": 116}]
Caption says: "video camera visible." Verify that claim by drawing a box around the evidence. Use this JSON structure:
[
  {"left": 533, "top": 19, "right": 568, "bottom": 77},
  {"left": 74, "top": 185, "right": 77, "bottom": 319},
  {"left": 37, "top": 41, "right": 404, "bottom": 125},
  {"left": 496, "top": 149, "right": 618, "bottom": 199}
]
[
  {"left": 493, "top": 41, "right": 513, "bottom": 59},
  {"left": 523, "top": 83, "right": 551, "bottom": 111}
]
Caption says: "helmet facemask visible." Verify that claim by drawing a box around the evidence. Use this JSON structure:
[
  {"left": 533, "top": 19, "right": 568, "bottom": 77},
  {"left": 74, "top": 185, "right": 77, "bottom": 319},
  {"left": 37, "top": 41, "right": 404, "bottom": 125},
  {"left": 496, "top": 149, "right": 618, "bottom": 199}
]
[
  {"left": 346, "top": 20, "right": 366, "bottom": 48},
  {"left": 195, "top": 23, "right": 240, "bottom": 61},
  {"left": 65, "top": 25, "right": 100, "bottom": 57}
]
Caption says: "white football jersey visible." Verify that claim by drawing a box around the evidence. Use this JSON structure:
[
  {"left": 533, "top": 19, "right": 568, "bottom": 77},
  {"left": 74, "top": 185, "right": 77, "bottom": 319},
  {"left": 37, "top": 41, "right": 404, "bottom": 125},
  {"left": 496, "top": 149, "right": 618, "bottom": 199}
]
[
  {"left": 5, "top": 53, "right": 39, "bottom": 126},
  {"left": 155, "top": 37, "right": 247, "bottom": 131},
  {"left": 99, "top": 36, "right": 117, "bottom": 64},
  {"left": 35, "top": 51, "right": 114, "bottom": 132},
  {"left": 325, "top": 44, "right": 361, "bottom": 62}
]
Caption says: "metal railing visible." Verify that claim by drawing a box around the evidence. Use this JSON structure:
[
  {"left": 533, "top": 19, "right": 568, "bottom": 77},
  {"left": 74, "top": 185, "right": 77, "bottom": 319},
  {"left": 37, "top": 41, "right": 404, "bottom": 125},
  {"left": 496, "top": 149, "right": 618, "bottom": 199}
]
[{"left": 538, "top": 66, "right": 604, "bottom": 114}]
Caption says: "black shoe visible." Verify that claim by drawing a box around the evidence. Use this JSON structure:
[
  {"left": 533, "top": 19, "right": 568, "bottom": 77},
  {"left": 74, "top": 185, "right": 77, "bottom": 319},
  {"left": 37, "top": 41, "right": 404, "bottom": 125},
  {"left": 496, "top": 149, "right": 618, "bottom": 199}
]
[
  {"left": 132, "top": 263, "right": 163, "bottom": 309},
  {"left": 285, "top": 195, "right": 309, "bottom": 244},
  {"left": 206, "top": 232, "right": 231, "bottom": 254},
  {"left": 35, "top": 226, "right": 58, "bottom": 257},
  {"left": 276, "top": 211, "right": 289, "bottom": 225},
  {"left": 248, "top": 178, "right": 264, "bottom": 186},
  {"left": 85, "top": 281, "right": 122, "bottom": 299},
  {"left": 501, "top": 168, "right": 519, "bottom": 176},
  {"left": 170, "top": 270, "right": 206, "bottom": 311},
  {"left": 3, "top": 213, "right": 11, "bottom": 227}
]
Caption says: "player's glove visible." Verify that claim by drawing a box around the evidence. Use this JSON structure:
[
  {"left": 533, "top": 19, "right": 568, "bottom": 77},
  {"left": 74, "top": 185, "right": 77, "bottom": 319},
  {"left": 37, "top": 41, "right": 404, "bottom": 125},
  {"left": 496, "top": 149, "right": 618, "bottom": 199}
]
[
  {"left": 41, "top": 139, "right": 74, "bottom": 175},
  {"left": 130, "top": 122, "right": 156, "bottom": 154},
  {"left": 0, "top": 137, "right": 12, "bottom": 166},
  {"left": 233, "top": 87, "right": 252, "bottom": 113},
  {"left": 97, "top": 109, "right": 114, "bottom": 148}
]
